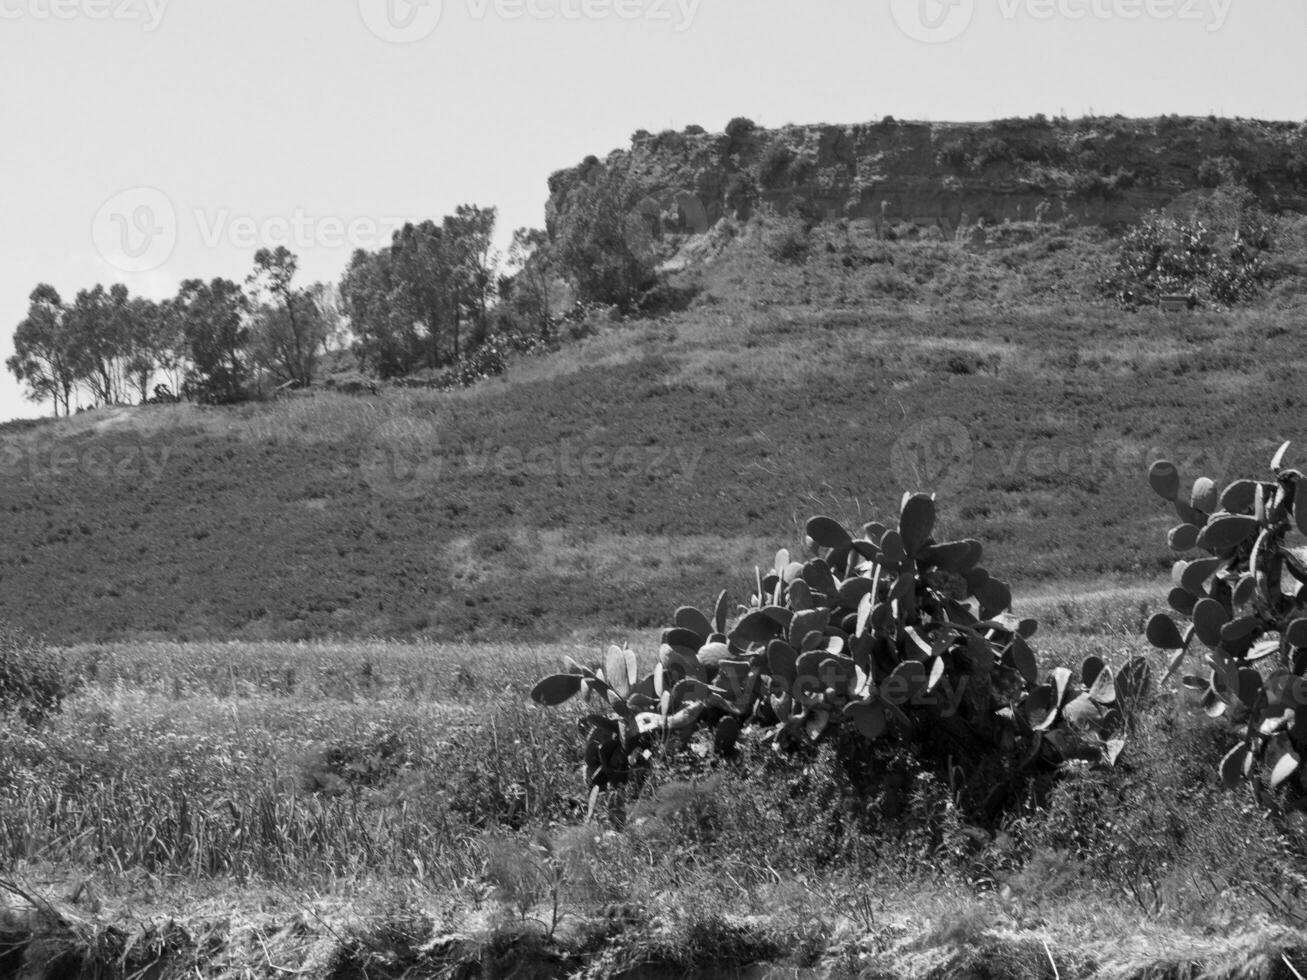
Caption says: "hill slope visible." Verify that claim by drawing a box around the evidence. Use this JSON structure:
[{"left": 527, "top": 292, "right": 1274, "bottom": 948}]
[{"left": 3, "top": 116, "right": 1307, "bottom": 645}]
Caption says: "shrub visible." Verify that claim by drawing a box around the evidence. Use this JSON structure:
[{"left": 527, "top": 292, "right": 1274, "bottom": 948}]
[
  {"left": 758, "top": 143, "right": 797, "bottom": 188},
  {"left": 724, "top": 173, "right": 756, "bottom": 215},
  {"left": 936, "top": 141, "right": 970, "bottom": 172},
  {"left": 763, "top": 218, "right": 811, "bottom": 264},
  {"left": 1099, "top": 208, "right": 1267, "bottom": 308},
  {"left": 532, "top": 494, "right": 1145, "bottom": 827},
  {"left": 1288, "top": 151, "right": 1307, "bottom": 188},
  {"left": 725, "top": 117, "right": 756, "bottom": 140},
  {"left": 1198, "top": 156, "right": 1242, "bottom": 188},
  {"left": 1143, "top": 443, "right": 1307, "bottom": 808},
  {"left": 0, "top": 622, "right": 76, "bottom": 725},
  {"left": 973, "top": 137, "right": 1013, "bottom": 169},
  {"left": 431, "top": 333, "right": 548, "bottom": 391}
]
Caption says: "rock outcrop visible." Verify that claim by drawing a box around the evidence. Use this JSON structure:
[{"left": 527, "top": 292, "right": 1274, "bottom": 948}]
[{"left": 547, "top": 115, "right": 1307, "bottom": 238}]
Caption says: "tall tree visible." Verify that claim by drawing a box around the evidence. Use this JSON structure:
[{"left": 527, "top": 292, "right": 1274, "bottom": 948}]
[
  {"left": 7, "top": 284, "right": 76, "bottom": 417},
  {"left": 65, "top": 283, "right": 132, "bottom": 406},
  {"left": 389, "top": 220, "right": 451, "bottom": 367},
  {"left": 340, "top": 248, "right": 425, "bottom": 378},
  {"left": 121, "top": 295, "right": 178, "bottom": 403},
  {"left": 175, "top": 278, "right": 249, "bottom": 403},
  {"left": 551, "top": 170, "right": 656, "bottom": 309},
  {"left": 247, "top": 247, "right": 324, "bottom": 387},
  {"left": 307, "top": 282, "right": 349, "bottom": 353},
  {"left": 507, "top": 227, "right": 555, "bottom": 340},
  {"left": 442, "top": 205, "right": 497, "bottom": 359}
]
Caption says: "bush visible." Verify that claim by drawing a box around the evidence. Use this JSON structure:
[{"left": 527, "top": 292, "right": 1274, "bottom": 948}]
[
  {"left": 725, "top": 117, "right": 756, "bottom": 140},
  {"left": 1198, "top": 155, "right": 1242, "bottom": 189},
  {"left": 532, "top": 494, "right": 1144, "bottom": 830},
  {"left": 1099, "top": 207, "right": 1267, "bottom": 308},
  {"left": 973, "top": 137, "right": 1013, "bottom": 169},
  {"left": 430, "top": 333, "right": 548, "bottom": 392},
  {"left": 0, "top": 622, "right": 76, "bottom": 725},
  {"left": 758, "top": 143, "right": 797, "bottom": 188},
  {"left": 763, "top": 217, "right": 811, "bottom": 264},
  {"left": 936, "top": 141, "right": 970, "bottom": 172},
  {"left": 1144, "top": 444, "right": 1307, "bottom": 808}
]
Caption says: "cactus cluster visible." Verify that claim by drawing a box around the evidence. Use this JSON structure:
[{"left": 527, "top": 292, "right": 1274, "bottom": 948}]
[
  {"left": 533, "top": 492, "right": 1143, "bottom": 814},
  {"left": 1145, "top": 443, "right": 1307, "bottom": 805}
]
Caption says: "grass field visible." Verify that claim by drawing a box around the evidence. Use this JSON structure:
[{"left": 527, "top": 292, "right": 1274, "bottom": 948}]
[{"left": 3, "top": 616, "right": 1307, "bottom": 977}]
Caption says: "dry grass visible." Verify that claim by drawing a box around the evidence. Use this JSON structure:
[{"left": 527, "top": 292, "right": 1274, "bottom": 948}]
[
  {"left": 2, "top": 870, "right": 1306, "bottom": 978},
  {"left": 1, "top": 611, "right": 1305, "bottom": 975}
]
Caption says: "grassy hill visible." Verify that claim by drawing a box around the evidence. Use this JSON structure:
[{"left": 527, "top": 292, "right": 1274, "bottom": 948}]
[{"left": 2, "top": 208, "right": 1305, "bottom": 645}]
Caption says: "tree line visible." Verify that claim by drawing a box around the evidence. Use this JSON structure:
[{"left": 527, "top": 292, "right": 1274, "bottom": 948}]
[{"left": 10, "top": 173, "right": 671, "bottom": 416}]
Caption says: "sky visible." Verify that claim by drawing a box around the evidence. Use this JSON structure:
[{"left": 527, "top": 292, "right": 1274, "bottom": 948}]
[{"left": 1, "top": 0, "right": 1304, "bottom": 421}]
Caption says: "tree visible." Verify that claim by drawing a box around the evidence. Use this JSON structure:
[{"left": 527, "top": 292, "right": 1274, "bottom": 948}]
[
  {"left": 389, "top": 221, "right": 452, "bottom": 367},
  {"left": 249, "top": 299, "right": 331, "bottom": 389},
  {"left": 7, "top": 285, "right": 77, "bottom": 417},
  {"left": 148, "top": 298, "right": 190, "bottom": 399},
  {"left": 65, "top": 283, "right": 133, "bottom": 407},
  {"left": 551, "top": 170, "right": 657, "bottom": 310},
  {"left": 506, "top": 227, "right": 555, "bottom": 340},
  {"left": 121, "top": 296, "right": 179, "bottom": 403},
  {"left": 175, "top": 278, "right": 249, "bottom": 403},
  {"left": 307, "top": 282, "right": 349, "bottom": 354},
  {"left": 247, "top": 247, "right": 325, "bottom": 388},
  {"left": 339, "top": 247, "right": 426, "bottom": 378},
  {"left": 441, "top": 205, "right": 498, "bottom": 359}
]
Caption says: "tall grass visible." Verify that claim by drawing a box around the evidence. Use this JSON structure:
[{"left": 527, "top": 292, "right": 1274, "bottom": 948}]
[{"left": 2, "top": 634, "right": 1305, "bottom": 938}]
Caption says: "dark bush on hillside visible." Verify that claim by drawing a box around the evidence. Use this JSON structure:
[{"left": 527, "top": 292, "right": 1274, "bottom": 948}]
[
  {"left": 1198, "top": 155, "right": 1242, "bottom": 188},
  {"left": 763, "top": 217, "right": 811, "bottom": 264},
  {"left": 724, "top": 173, "right": 756, "bottom": 216},
  {"left": 431, "top": 333, "right": 547, "bottom": 391},
  {"left": 652, "top": 130, "right": 685, "bottom": 153},
  {"left": 936, "top": 141, "right": 970, "bottom": 172},
  {"left": 725, "top": 117, "right": 756, "bottom": 140},
  {"left": 1100, "top": 208, "right": 1267, "bottom": 308},
  {"left": 636, "top": 280, "right": 701, "bottom": 317},
  {"left": 1289, "top": 152, "right": 1307, "bottom": 188},
  {"left": 0, "top": 622, "right": 76, "bottom": 725},
  {"left": 973, "top": 137, "right": 1013, "bottom": 169},
  {"left": 759, "top": 143, "right": 797, "bottom": 188}
]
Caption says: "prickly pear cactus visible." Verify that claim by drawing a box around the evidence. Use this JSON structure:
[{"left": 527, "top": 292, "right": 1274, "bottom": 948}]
[
  {"left": 1145, "top": 442, "right": 1307, "bottom": 806},
  {"left": 533, "top": 492, "right": 1137, "bottom": 815}
]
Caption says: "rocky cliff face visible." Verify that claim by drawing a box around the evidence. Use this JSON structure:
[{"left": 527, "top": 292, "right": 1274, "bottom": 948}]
[{"left": 547, "top": 116, "right": 1307, "bottom": 239}]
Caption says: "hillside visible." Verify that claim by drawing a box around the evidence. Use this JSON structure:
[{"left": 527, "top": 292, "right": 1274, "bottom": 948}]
[{"left": 2, "top": 116, "right": 1307, "bottom": 645}]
